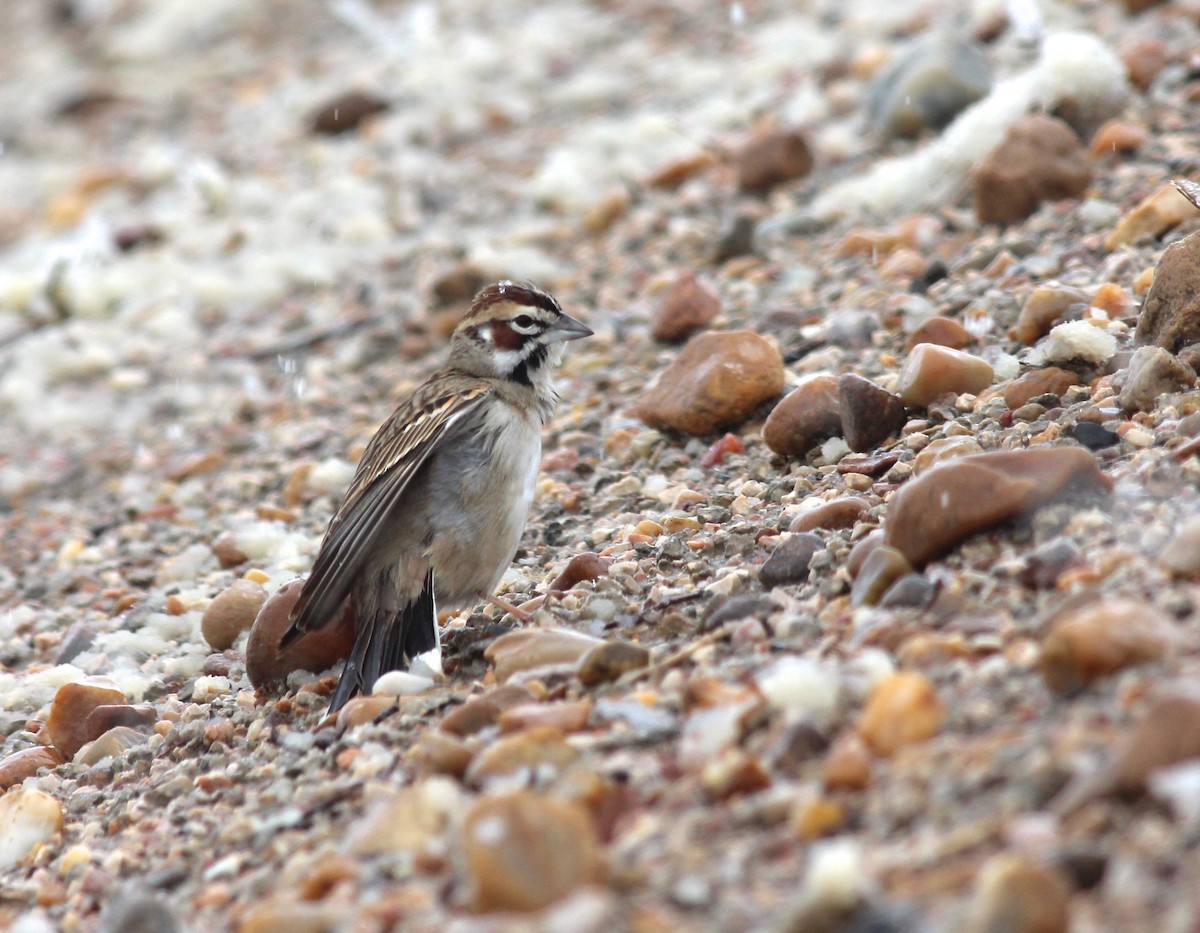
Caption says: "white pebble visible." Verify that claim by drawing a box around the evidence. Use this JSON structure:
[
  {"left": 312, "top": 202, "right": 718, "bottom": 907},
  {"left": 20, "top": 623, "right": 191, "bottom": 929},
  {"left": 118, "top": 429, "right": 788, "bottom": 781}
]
[
  {"left": 0, "top": 788, "right": 63, "bottom": 872},
  {"left": 755, "top": 657, "right": 840, "bottom": 726},
  {"left": 307, "top": 458, "right": 357, "bottom": 496}
]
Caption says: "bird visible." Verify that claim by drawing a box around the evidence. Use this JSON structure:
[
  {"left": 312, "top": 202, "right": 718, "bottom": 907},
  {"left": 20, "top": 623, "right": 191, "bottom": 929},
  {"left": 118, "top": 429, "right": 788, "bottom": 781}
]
[{"left": 279, "top": 280, "right": 592, "bottom": 712}]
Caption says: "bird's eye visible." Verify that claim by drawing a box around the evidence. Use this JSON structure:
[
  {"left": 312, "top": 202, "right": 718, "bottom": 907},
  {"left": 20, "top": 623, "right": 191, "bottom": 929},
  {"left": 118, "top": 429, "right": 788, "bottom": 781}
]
[{"left": 512, "top": 314, "right": 535, "bottom": 331}]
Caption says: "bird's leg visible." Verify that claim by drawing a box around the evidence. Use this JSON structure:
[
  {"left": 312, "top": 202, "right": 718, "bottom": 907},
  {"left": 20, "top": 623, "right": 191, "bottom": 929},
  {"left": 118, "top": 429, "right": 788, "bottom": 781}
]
[{"left": 485, "top": 593, "right": 534, "bottom": 623}]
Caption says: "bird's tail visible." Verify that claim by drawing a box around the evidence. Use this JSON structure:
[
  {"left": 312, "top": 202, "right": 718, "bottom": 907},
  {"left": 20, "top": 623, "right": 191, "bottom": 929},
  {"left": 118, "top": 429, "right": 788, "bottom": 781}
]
[{"left": 327, "top": 568, "right": 438, "bottom": 713}]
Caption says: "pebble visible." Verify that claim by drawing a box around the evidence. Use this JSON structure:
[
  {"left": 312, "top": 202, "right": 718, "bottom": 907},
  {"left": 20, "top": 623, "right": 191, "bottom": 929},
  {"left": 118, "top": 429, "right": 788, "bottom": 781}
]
[
  {"left": 897, "top": 344, "right": 994, "bottom": 407},
  {"left": 498, "top": 699, "right": 593, "bottom": 734},
  {"left": 244, "top": 579, "right": 355, "bottom": 690},
  {"left": 346, "top": 780, "right": 459, "bottom": 855},
  {"left": 972, "top": 115, "right": 1091, "bottom": 224},
  {"left": 0, "top": 786, "right": 63, "bottom": 871},
  {"left": 1011, "top": 285, "right": 1090, "bottom": 345},
  {"left": 1104, "top": 183, "right": 1192, "bottom": 250},
  {"left": 97, "top": 884, "right": 182, "bottom": 933},
  {"left": 485, "top": 628, "right": 604, "bottom": 683},
  {"left": 964, "top": 855, "right": 1071, "bottom": 933},
  {"left": 878, "top": 573, "right": 935, "bottom": 609},
  {"left": 576, "top": 640, "right": 650, "bottom": 685},
  {"left": 336, "top": 696, "right": 398, "bottom": 730},
  {"left": 735, "top": 128, "right": 814, "bottom": 193},
  {"left": 762, "top": 375, "right": 842, "bottom": 458},
  {"left": 839, "top": 374, "right": 907, "bottom": 452},
  {"left": 1002, "top": 367, "right": 1080, "bottom": 409},
  {"left": 441, "top": 685, "right": 537, "bottom": 736},
  {"left": 1118, "top": 346, "right": 1196, "bottom": 412},
  {"left": 0, "top": 747, "right": 65, "bottom": 791},
  {"left": 1136, "top": 231, "right": 1200, "bottom": 352},
  {"left": 75, "top": 726, "right": 148, "bottom": 766},
  {"left": 822, "top": 733, "right": 873, "bottom": 791},
  {"left": 1112, "top": 688, "right": 1200, "bottom": 793},
  {"left": 857, "top": 672, "right": 945, "bottom": 756},
  {"left": 649, "top": 272, "right": 721, "bottom": 343},
  {"left": 238, "top": 901, "right": 340, "bottom": 933},
  {"left": 1160, "top": 516, "right": 1200, "bottom": 579},
  {"left": 463, "top": 791, "right": 603, "bottom": 912},
  {"left": 201, "top": 579, "right": 267, "bottom": 651},
  {"left": 756, "top": 656, "right": 838, "bottom": 726},
  {"left": 850, "top": 546, "right": 913, "bottom": 608},
  {"left": 912, "top": 436, "right": 983, "bottom": 474},
  {"left": 790, "top": 498, "right": 870, "bottom": 533},
  {"left": 1069, "top": 421, "right": 1119, "bottom": 450},
  {"left": 1018, "top": 538, "right": 1082, "bottom": 589},
  {"left": 635, "top": 330, "right": 785, "bottom": 436},
  {"left": 45, "top": 677, "right": 126, "bottom": 758},
  {"left": 759, "top": 533, "right": 823, "bottom": 588},
  {"left": 409, "top": 729, "right": 476, "bottom": 777},
  {"left": 885, "top": 447, "right": 1111, "bottom": 566},
  {"left": 1040, "top": 599, "right": 1176, "bottom": 694},
  {"left": 308, "top": 89, "right": 389, "bottom": 135},
  {"left": 1029, "top": 320, "right": 1117, "bottom": 367},
  {"left": 866, "top": 35, "right": 991, "bottom": 139},
  {"left": 1118, "top": 35, "right": 1169, "bottom": 89},
  {"left": 905, "top": 316, "right": 971, "bottom": 351},
  {"left": 465, "top": 725, "right": 579, "bottom": 786},
  {"left": 791, "top": 796, "right": 846, "bottom": 840},
  {"left": 547, "top": 552, "right": 610, "bottom": 592},
  {"left": 1088, "top": 120, "right": 1147, "bottom": 158}
]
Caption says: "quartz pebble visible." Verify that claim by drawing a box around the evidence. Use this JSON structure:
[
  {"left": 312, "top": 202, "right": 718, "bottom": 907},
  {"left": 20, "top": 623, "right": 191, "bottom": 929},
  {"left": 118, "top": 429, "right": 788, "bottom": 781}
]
[
  {"left": 763, "top": 375, "right": 842, "bottom": 458},
  {"left": 1011, "top": 286, "right": 1090, "bottom": 345},
  {"left": 1135, "top": 232, "right": 1200, "bottom": 353},
  {"left": 75, "top": 726, "right": 148, "bottom": 766},
  {"left": 1040, "top": 599, "right": 1176, "bottom": 694},
  {"left": 1118, "top": 346, "right": 1195, "bottom": 413},
  {"left": 45, "top": 677, "right": 126, "bottom": 757},
  {"left": 245, "top": 579, "right": 355, "bottom": 690},
  {"left": 201, "top": 579, "right": 267, "bottom": 651},
  {"left": 735, "top": 128, "right": 814, "bottom": 193},
  {"left": 463, "top": 792, "right": 603, "bottom": 912},
  {"left": 1105, "top": 183, "right": 1192, "bottom": 250},
  {"left": 897, "top": 344, "right": 994, "bottom": 408},
  {"left": 486, "top": 628, "right": 604, "bottom": 683},
  {"left": 857, "top": 672, "right": 944, "bottom": 756},
  {"left": 0, "top": 787, "right": 63, "bottom": 871},
  {"left": 838, "top": 374, "right": 907, "bottom": 452},
  {"left": 972, "top": 115, "right": 1091, "bottom": 224},
  {"left": 759, "top": 533, "right": 823, "bottom": 588},
  {"left": 964, "top": 855, "right": 1072, "bottom": 933},
  {"left": 635, "top": 331, "right": 785, "bottom": 435},
  {"left": 649, "top": 272, "right": 721, "bottom": 343}
]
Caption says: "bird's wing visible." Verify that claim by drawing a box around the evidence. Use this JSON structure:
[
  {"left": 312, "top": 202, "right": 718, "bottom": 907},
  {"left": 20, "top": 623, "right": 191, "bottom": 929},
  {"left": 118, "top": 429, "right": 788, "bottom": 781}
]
[{"left": 283, "top": 374, "right": 493, "bottom": 643}]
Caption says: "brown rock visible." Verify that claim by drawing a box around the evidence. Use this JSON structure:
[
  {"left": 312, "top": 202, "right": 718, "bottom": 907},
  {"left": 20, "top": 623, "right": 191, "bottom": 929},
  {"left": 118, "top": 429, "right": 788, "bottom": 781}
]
[
  {"left": 83, "top": 703, "right": 155, "bottom": 741},
  {"left": 463, "top": 791, "right": 604, "bottom": 913},
  {"left": 972, "top": 114, "right": 1091, "bottom": 224},
  {"left": 1040, "top": 599, "right": 1176, "bottom": 694},
  {"left": 846, "top": 529, "right": 885, "bottom": 578},
  {"left": 763, "top": 375, "right": 842, "bottom": 458},
  {"left": 700, "top": 750, "right": 772, "bottom": 800},
  {"left": 636, "top": 331, "right": 785, "bottom": 435},
  {"left": 441, "top": 685, "right": 537, "bottom": 736},
  {"left": 410, "top": 730, "right": 477, "bottom": 777},
  {"left": 884, "top": 447, "right": 1112, "bottom": 566},
  {"left": 308, "top": 90, "right": 389, "bottom": 135},
  {"left": 335, "top": 696, "right": 398, "bottom": 730},
  {"left": 1011, "top": 285, "right": 1091, "bottom": 345},
  {"left": 857, "top": 672, "right": 944, "bottom": 756},
  {"left": 1106, "top": 184, "right": 1193, "bottom": 250},
  {"left": 1118, "top": 345, "right": 1196, "bottom": 412},
  {"left": 1119, "top": 37, "right": 1169, "bottom": 91},
  {"left": 202, "top": 579, "right": 268, "bottom": 651},
  {"left": 1089, "top": 120, "right": 1147, "bottom": 158},
  {"left": 0, "top": 747, "right": 65, "bottom": 791},
  {"left": 1136, "top": 231, "right": 1200, "bottom": 352},
  {"left": 759, "top": 532, "right": 823, "bottom": 588},
  {"left": 965, "top": 855, "right": 1072, "bottom": 933},
  {"left": 498, "top": 700, "right": 593, "bottom": 734},
  {"left": 211, "top": 534, "right": 249, "bottom": 568},
  {"left": 1002, "top": 367, "right": 1081, "bottom": 409},
  {"left": 44, "top": 678, "right": 126, "bottom": 758},
  {"left": 649, "top": 272, "right": 721, "bottom": 343},
  {"left": 736, "top": 128, "right": 814, "bottom": 193},
  {"left": 485, "top": 628, "right": 603, "bottom": 683},
  {"left": 822, "top": 732, "right": 873, "bottom": 791},
  {"left": 238, "top": 901, "right": 340, "bottom": 933},
  {"left": 839, "top": 374, "right": 907, "bottom": 452},
  {"left": 912, "top": 436, "right": 983, "bottom": 474},
  {"left": 850, "top": 545, "right": 912, "bottom": 608},
  {"left": 245, "top": 579, "right": 356, "bottom": 691},
  {"left": 1112, "top": 688, "right": 1200, "bottom": 793},
  {"left": 906, "top": 316, "right": 971, "bottom": 351},
  {"left": 1160, "top": 516, "right": 1200, "bottom": 579},
  {"left": 74, "top": 726, "right": 148, "bottom": 766},
  {"left": 465, "top": 725, "right": 578, "bottom": 786},
  {"left": 790, "top": 497, "right": 870, "bottom": 533},
  {"left": 346, "top": 781, "right": 456, "bottom": 856},
  {"left": 576, "top": 641, "right": 650, "bottom": 686},
  {"left": 547, "top": 553, "right": 610, "bottom": 593},
  {"left": 897, "top": 344, "right": 994, "bottom": 407}
]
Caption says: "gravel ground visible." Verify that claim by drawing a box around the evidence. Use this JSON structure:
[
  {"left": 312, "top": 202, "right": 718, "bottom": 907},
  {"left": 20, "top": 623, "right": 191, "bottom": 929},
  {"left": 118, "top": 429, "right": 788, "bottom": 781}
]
[{"left": 3, "top": 1, "right": 1200, "bottom": 931}]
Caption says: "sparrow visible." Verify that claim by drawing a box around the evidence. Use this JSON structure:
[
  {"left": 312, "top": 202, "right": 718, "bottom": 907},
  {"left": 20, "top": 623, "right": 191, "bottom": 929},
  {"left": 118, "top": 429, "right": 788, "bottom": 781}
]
[{"left": 280, "top": 281, "right": 592, "bottom": 711}]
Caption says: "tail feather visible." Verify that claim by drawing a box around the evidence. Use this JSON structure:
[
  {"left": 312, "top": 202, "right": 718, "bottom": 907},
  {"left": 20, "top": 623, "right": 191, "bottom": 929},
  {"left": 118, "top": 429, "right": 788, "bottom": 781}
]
[{"left": 327, "top": 568, "right": 437, "bottom": 713}]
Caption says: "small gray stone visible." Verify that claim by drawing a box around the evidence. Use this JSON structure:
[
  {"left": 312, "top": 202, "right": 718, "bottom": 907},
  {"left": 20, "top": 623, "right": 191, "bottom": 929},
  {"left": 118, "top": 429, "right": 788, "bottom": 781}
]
[
  {"left": 1118, "top": 345, "right": 1196, "bottom": 412},
  {"left": 759, "top": 533, "right": 823, "bottom": 588},
  {"left": 867, "top": 35, "right": 992, "bottom": 139},
  {"left": 839, "top": 374, "right": 907, "bottom": 453}
]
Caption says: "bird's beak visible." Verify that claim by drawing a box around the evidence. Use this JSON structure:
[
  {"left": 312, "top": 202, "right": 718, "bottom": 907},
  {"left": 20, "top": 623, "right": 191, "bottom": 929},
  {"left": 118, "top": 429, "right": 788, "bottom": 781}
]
[{"left": 546, "top": 313, "right": 594, "bottom": 343}]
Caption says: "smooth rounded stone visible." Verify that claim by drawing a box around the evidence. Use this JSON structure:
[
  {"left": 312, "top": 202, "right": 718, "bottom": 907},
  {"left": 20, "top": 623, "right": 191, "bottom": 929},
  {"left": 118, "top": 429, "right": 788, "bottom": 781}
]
[
  {"left": 759, "top": 532, "right": 823, "bottom": 588},
  {"left": 0, "top": 787, "right": 63, "bottom": 871},
  {"left": 850, "top": 546, "right": 912, "bottom": 608},
  {"left": 410, "top": 729, "right": 477, "bottom": 777},
  {"left": 635, "top": 330, "right": 785, "bottom": 436},
  {"left": 913, "top": 436, "right": 984, "bottom": 475},
  {"left": 867, "top": 35, "right": 991, "bottom": 139},
  {"left": 347, "top": 780, "right": 459, "bottom": 856},
  {"left": 905, "top": 316, "right": 971, "bottom": 351},
  {"left": 1040, "top": 599, "right": 1176, "bottom": 694},
  {"left": 1011, "top": 286, "right": 1091, "bottom": 345},
  {"left": 84, "top": 703, "right": 155, "bottom": 740},
  {"left": 763, "top": 375, "right": 842, "bottom": 458},
  {"left": 1104, "top": 183, "right": 1192, "bottom": 251},
  {"left": 857, "top": 672, "right": 944, "bottom": 756},
  {"left": 97, "top": 885, "right": 181, "bottom": 933},
  {"left": 485, "top": 628, "right": 604, "bottom": 683},
  {"left": 897, "top": 344, "right": 994, "bottom": 407},
  {"left": 1118, "top": 345, "right": 1196, "bottom": 413},
  {"left": 441, "top": 685, "right": 537, "bottom": 736},
  {"left": 1112, "top": 688, "right": 1200, "bottom": 793},
  {"left": 964, "top": 855, "right": 1071, "bottom": 933},
  {"left": 1161, "top": 516, "right": 1200, "bottom": 579},
  {"left": 756, "top": 656, "right": 839, "bottom": 727},
  {"left": 211, "top": 534, "right": 249, "bottom": 568},
  {"left": 548, "top": 553, "right": 610, "bottom": 593},
  {"left": 1135, "top": 232, "right": 1200, "bottom": 353},
  {"left": 201, "top": 579, "right": 268, "bottom": 651},
  {"left": 1018, "top": 537, "right": 1082, "bottom": 589},
  {"left": 0, "top": 747, "right": 65, "bottom": 791},
  {"left": 498, "top": 699, "right": 593, "bottom": 734},
  {"left": 577, "top": 641, "right": 649, "bottom": 685},
  {"left": 701, "top": 750, "right": 772, "bottom": 801},
  {"left": 75, "top": 726, "right": 148, "bottom": 766},
  {"left": 822, "top": 732, "right": 873, "bottom": 790},
  {"left": 1002, "top": 367, "right": 1080, "bottom": 409},
  {"left": 839, "top": 374, "right": 907, "bottom": 453},
  {"left": 884, "top": 447, "right": 1112, "bottom": 567},
  {"left": 45, "top": 677, "right": 126, "bottom": 758},
  {"left": 972, "top": 114, "right": 1091, "bottom": 224},
  {"left": 649, "top": 272, "right": 721, "bottom": 343},
  {"left": 791, "top": 498, "right": 870, "bottom": 533},
  {"left": 1069, "top": 421, "right": 1119, "bottom": 450},
  {"left": 712, "top": 209, "right": 760, "bottom": 263},
  {"left": 465, "top": 725, "right": 579, "bottom": 787},
  {"left": 846, "top": 529, "right": 884, "bottom": 579},
  {"left": 878, "top": 573, "right": 935, "bottom": 609},
  {"left": 238, "top": 901, "right": 340, "bottom": 933},
  {"left": 308, "top": 89, "right": 389, "bottom": 135},
  {"left": 336, "top": 695, "right": 398, "bottom": 730},
  {"left": 735, "top": 128, "right": 814, "bottom": 193},
  {"left": 1089, "top": 120, "right": 1147, "bottom": 158},
  {"left": 245, "top": 579, "right": 355, "bottom": 691},
  {"left": 463, "top": 791, "right": 603, "bottom": 913}
]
